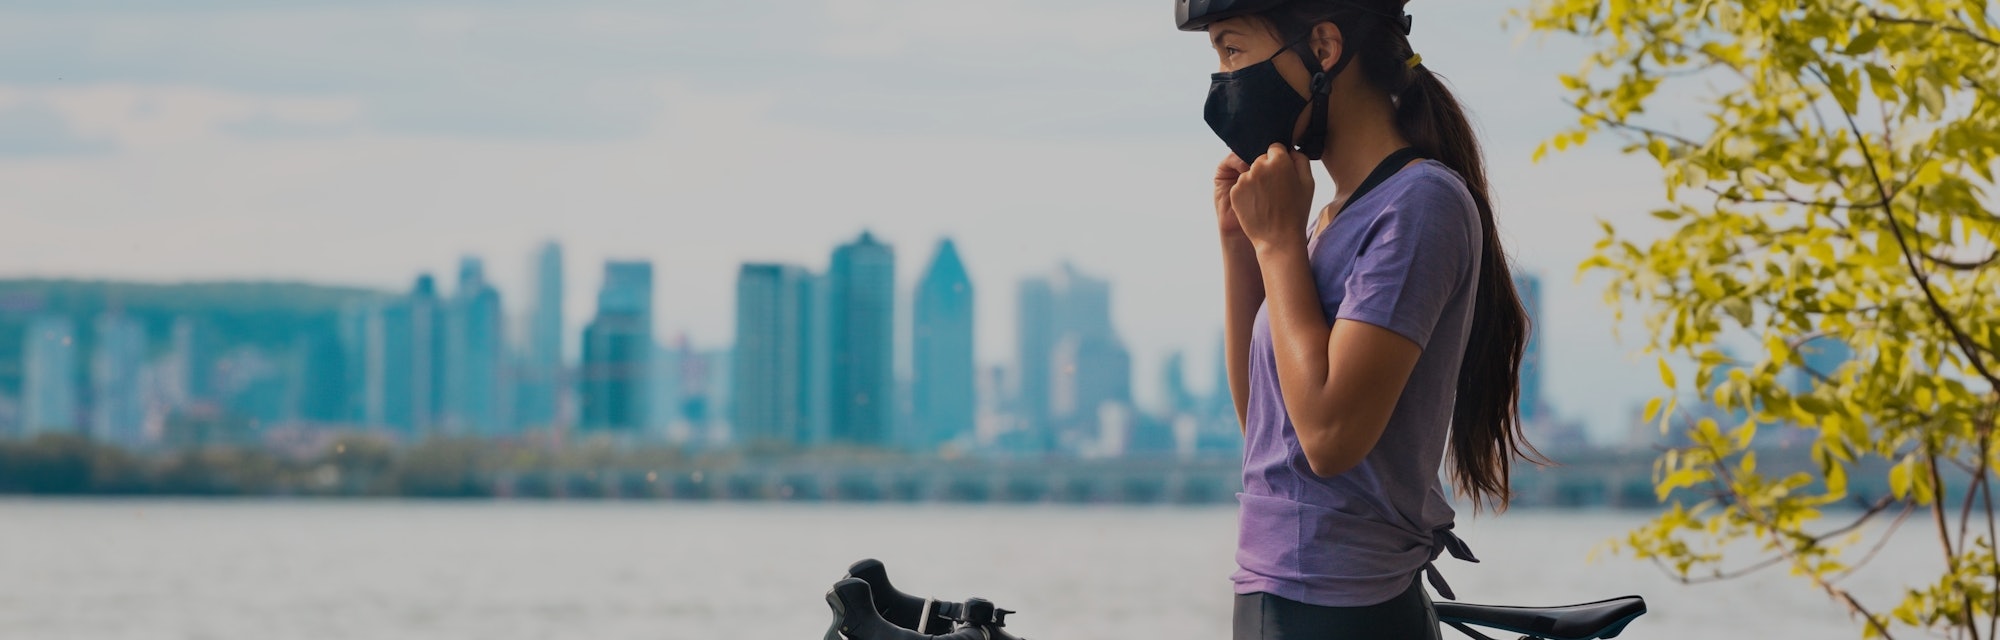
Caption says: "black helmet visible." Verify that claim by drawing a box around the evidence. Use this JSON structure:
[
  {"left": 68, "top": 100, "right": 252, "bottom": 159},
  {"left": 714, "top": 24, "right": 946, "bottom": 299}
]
[
  {"left": 1175, "top": 0, "right": 1414, "bottom": 34},
  {"left": 1175, "top": 0, "right": 1290, "bottom": 31}
]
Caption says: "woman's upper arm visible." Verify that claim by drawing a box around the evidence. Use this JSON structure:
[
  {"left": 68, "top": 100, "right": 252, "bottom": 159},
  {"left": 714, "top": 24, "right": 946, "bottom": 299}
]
[
  {"left": 1304, "top": 174, "right": 1477, "bottom": 476},
  {"left": 1303, "top": 319, "right": 1422, "bottom": 476}
]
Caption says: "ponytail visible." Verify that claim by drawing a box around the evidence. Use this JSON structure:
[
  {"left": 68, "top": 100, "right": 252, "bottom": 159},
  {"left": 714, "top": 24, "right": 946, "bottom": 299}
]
[
  {"left": 1396, "top": 66, "right": 1546, "bottom": 513},
  {"left": 1262, "top": 2, "right": 1547, "bottom": 512}
]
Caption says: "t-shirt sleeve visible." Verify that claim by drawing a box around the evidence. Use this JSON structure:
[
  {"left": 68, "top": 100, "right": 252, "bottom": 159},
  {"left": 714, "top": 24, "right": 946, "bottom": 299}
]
[{"left": 1332, "top": 175, "right": 1475, "bottom": 350}]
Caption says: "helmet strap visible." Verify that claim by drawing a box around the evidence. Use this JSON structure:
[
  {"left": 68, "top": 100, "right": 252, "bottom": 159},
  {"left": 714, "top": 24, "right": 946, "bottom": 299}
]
[{"left": 1293, "top": 40, "right": 1353, "bottom": 161}]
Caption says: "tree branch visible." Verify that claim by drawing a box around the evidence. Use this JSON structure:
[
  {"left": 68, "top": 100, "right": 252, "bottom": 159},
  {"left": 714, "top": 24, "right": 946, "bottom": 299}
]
[
  {"left": 1691, "top": 425, "right": 1902, "bottom": 639},
  {"left": 1704, "top": 184, "right": 1886, "bottom": 211},
  {"left": 1925, "top": 249, "right": 2000, "bottom": 271},
  {"left": 1566, "top": 101, "right": 1706, "bottom": 149},
  {"left": 1829, "top": 501, "right": 1918, "bottom": 585},
  {"left": 1816, "top": 65, "right": 2000, "bottom": 389},
  {"left": 1869, "top": 11, "right": 2000, "bottom": 49}
]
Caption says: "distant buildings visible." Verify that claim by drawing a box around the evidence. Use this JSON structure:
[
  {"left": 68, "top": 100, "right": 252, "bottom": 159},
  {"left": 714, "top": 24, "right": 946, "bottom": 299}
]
[
  {"left": 1159, "top": 351, "right": 1196, "bottom": 416},
  {"left": 22, "top": 316, "right": 78, "bottom": 435},
  {"left": 171, "top": 317, "right": 216, "bottom": 407},
  {"left": 90, "top": 312, "right": 146, "bottom": 447},
  {"left": 362, "top": 275, "right": 444, "bottom": 435},
  {"left": 1014, "top": 278, "right": 1056, "bottom": 452},
  {"left": 731, "top": 263, "right": 818, "bottom": 448},
  {"left": 444, "top": 257, "right": 505, "bottom": 434},
  {"left": 0, "top": 231, "right": 1313, "bottom": 463},
  {"left": 1012, "top": 262, "right": 1131, "bottom": 456},
  {"left": 1513, "top": 270, "right": 1592, "bottom": 452},
  {"left": 1515, "top": 271, "right": 1545, "bottom": 425},
  {"left": 516, "top": 240, "right": 564, "bottom": 429},
  {"left": 580, "top": 260, "right": 653, "bottom": 433},
  {"left": 911, "top": 238, "right": 974, "bottom": 453},
  {"left": 827, "top": 231, "right": 896, "bottom": 447}
]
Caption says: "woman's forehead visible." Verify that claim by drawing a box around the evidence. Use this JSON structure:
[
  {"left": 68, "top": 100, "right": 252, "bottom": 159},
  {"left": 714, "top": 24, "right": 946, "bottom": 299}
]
[{"left": 1207, "top": 16, "right": 1276, "bottom": 42}]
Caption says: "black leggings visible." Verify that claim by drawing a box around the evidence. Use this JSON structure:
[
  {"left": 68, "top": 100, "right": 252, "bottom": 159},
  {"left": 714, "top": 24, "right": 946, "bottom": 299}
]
[{"left": 1232, "top": 574, "right": 1441, "bottom": 640}]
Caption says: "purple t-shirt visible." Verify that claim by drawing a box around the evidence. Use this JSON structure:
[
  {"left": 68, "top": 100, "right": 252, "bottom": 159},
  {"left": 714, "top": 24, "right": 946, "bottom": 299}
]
[{"left": 1233, "top": 159, "right": 1482, "bottom": 607}]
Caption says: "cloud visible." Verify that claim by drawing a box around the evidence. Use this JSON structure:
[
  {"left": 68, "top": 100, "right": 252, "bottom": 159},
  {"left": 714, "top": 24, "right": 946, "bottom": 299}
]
[
  {"left": 0, "top": 1, "right": 1206, "bottom": 142},
  {"left": 0, "top": 101, "right": 114, "bottom": 157},
  {"left": 0, "top": 85, "right": 366, "bottom": 148}
]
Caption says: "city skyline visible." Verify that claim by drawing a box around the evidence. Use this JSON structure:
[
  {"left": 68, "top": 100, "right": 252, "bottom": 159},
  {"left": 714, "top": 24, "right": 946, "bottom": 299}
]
[
  {"left": 0, "top": 231, "right": 1584, "bottom": 449},
  {"left": 0, "top": 1, "right": 1693, "bottom": 443}
]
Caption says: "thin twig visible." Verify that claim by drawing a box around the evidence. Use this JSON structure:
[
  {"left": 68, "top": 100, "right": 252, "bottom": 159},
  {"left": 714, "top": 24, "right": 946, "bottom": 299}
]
[
  {"left": 1869, "top": 11, "right": 2000, "bottom": 49},
  {"left": 1931, "top": 451, "right": 1982, "bottom": 640},
  {"left": 1926, "top": 249, "right": 2000, "bottom": 271},
  {"left": 1566, "top": 101, "right": 1705, "bottom": 148},
  {"left": 1830, "top": 501, "right": 1917, "bottom": 585},
  {"left": 1704, "top": 184, "right": 1887, "bottom": 211}
]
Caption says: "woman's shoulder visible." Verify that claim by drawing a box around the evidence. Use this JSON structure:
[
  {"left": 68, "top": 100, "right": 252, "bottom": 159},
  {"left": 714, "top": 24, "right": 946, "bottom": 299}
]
[
  {"left": 1378, "top": 159, "right": 1480, "bottom": 232},
  {"left": 1392, "top": 160, "right": 1475, "bottom": 209}
]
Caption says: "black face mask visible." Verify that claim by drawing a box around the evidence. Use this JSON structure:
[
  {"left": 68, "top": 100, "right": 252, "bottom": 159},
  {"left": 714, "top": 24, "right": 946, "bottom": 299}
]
[{"left": 1202, "top": 38, "right": 1353, "bottom": 163}]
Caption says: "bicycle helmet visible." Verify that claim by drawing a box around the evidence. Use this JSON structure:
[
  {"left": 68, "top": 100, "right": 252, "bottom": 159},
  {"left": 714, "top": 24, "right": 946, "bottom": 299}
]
[
  {"left": 1176, "top": 0, "right": 1415, "bottom": 35},
  {"left": 1176, "top": 0, "right": 1291, "bottom": 31}
]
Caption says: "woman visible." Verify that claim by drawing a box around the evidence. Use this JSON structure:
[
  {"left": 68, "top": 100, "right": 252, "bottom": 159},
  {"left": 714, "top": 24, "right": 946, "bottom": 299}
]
[{"left": 1180, "top": 1, "right": 1541, "bottom": 639}]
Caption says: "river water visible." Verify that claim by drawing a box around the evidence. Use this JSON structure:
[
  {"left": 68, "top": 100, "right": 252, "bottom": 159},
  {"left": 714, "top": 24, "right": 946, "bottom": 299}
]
[{"left": 0, "top": 500, "right": 1941, "bottom": 639}]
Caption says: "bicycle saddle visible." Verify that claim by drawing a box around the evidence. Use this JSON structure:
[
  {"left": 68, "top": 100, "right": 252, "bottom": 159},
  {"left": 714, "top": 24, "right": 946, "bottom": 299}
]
[{"left": 1434, "top": 595, "right": 1646, "bottom": 640}]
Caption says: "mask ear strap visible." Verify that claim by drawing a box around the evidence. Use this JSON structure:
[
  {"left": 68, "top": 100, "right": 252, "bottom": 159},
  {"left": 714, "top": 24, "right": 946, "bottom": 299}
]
[{"left": 1293, "top": 39, "right": 1353, "bottom": 161}]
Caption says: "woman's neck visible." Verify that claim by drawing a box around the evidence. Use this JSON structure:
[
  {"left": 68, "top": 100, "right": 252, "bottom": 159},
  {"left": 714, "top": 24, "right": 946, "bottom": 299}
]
[{"left": 1317, "top": 94, "right": 1411, "bottom": 206}]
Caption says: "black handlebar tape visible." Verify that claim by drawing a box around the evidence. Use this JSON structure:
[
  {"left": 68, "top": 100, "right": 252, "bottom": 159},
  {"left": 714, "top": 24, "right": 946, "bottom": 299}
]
[{"left": 844, "top": 559, "right": 960, "bottom": 634}]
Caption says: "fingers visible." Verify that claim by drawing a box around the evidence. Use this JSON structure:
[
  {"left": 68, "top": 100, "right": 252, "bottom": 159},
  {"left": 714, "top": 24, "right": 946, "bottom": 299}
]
[
  {"left": 1243, "top": 143, "right": 1289, "bottom": 182},
  {"left": 1215, "top": 153, "right": 1252, "bottom": 182},
  {"left": 1222, "top": 153, "right": 1251, "bottom": 173}
]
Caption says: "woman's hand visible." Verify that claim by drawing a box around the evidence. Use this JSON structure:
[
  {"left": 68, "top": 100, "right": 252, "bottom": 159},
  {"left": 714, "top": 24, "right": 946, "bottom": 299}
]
[
  {"left": 1213, "top": 152, "right": 1253, "bottom": 241},
  {"left": 1228, "top": 143, "right": 1315, "bottom": 255}
]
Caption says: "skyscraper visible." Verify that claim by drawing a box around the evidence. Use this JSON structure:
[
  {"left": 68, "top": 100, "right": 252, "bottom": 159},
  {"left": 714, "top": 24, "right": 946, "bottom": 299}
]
[
  {"left": 1209, "top": 331, "right": 1232, "bottom": 419},
  {"left": 363, "top": 274, "right": 444, "bottom": 436},
  {"left": 91, "top": 311, "right": 147, "bottom": 447},
  {"left": 413, "top": 274, "right": 445, "bottom": 433},
  {"left": 22, "top": 316, "right": 78, "bottom": 435},
  {"left": 444, "top": 256, "right": 506, "bottom": 435},
  {"left": 732, "top": 262, "right": 818, "bottom": 448},
  {"left": 1160, "top": 350, "right": 1197, "bottom": 415},
  {"left": 293, "top": 322, "right": 351, "bottom": 424},
  {"left": 805, "top": 273, "right": 832, "bottom": 447},
  {"left": 170, "top": 317, "right": 216, "bottom": 407},
  {"left": 518, "top": 240, "right": 564, "bottom": 428},
  {"left": 828, "top": 230, "right": 895, "bottom": 446},
  {"left": 581, "top": 260, "right": 653, "bottom": 433},
  {"left": 1050, "top": 330, "right": 1131, "bottom": 447},
  {"left": 599, "top": 260, "right": 654, "bottom": 328},
  {"left": 1016, "top": 262, "right": 1130, "bottom": 455},
  {"left": 1513, "top": 271, "right": 1545, "bottom": 425},
  {"left": 912, "top": 237, "right": 975, "bottom": 452},
  {"left": 1014, "top": 278, "right": 1055, "bottom": 450}
]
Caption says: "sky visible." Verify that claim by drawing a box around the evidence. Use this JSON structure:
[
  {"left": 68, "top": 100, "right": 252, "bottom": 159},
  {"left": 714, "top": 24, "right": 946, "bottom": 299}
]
[{"left": 0, "top": 0, "right": 1693, "bottom": 444}]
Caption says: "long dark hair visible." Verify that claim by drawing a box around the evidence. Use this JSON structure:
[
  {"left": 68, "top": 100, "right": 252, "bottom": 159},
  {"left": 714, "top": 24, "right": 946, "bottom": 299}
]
[{"left": 1259, "top": 0, "right": 1546, "bottom": 512}]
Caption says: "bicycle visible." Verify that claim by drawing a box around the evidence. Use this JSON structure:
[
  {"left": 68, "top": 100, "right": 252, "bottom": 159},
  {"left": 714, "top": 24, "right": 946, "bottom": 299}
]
[{"left": 824, "top": 558, "right": 1646, "bottom": 640}]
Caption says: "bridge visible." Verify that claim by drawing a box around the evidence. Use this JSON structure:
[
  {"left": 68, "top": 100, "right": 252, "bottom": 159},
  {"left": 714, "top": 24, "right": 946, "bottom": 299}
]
[{"left": 482, "top": 447, "right": 1845, "bottom": 508}]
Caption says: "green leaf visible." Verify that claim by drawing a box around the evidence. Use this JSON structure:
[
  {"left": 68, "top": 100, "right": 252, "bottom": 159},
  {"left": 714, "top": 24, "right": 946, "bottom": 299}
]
[
  {"left": 1843, "top": 30, "right": 1880, "bottom": 56},
  {"left": 1659, "top": 358, "right": 1678, "bottom": 390}
]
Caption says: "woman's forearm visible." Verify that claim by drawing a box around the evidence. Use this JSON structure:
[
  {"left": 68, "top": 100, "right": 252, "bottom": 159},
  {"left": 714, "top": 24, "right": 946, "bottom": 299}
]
[
  {"left": 1252, "top": 236, "right": 1336, "bottom": 444},
  {"left": 1220, "top": 234, "right": 1265, "bottom": 434}
]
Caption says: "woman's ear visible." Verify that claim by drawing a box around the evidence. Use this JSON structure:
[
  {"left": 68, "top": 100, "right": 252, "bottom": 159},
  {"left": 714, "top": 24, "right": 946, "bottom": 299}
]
[{"left": 1310, "top": 21, "right": 1344, "bottom": 73}]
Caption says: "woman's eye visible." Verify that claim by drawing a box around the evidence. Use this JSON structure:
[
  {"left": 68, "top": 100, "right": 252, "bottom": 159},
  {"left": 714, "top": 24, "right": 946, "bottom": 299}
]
[{"left": 1225, "top": 46, "right": 1242, "bottom": 56}]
